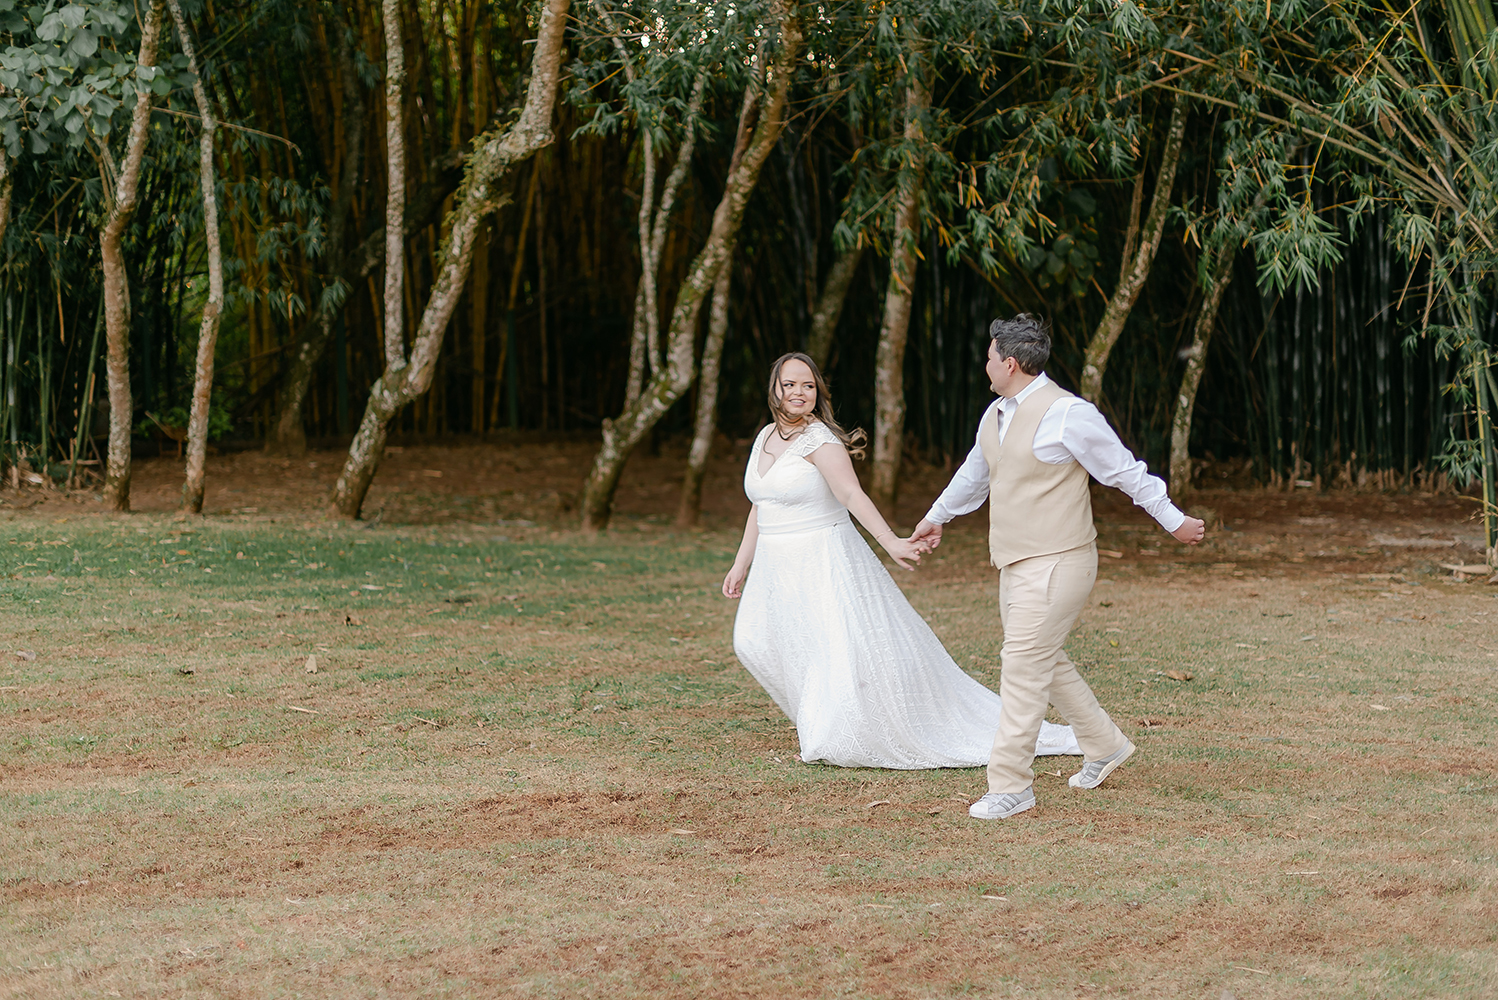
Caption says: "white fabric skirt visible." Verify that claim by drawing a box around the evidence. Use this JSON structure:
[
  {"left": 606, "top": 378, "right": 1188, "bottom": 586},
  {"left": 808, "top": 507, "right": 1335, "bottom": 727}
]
[{"left": 733, "top": 517, "right": 1081, "bottom": 768}]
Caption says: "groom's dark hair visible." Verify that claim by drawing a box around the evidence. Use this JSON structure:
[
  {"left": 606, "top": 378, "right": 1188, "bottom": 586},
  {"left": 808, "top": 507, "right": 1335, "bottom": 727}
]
[{"left": 989, "top": 314, "right": 1051, "bottom": 375}]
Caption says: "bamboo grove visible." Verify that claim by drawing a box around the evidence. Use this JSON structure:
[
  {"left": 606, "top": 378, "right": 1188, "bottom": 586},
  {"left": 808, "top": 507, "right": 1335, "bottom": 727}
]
[{"left": 0, "top": 0, "right": 1494, "bottom": 555}]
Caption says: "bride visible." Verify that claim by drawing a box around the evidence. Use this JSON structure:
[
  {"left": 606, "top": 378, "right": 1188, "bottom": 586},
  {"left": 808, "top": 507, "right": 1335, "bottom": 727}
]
[{"left": 722, "top": 352, "right": 1080, "bottom": 768}]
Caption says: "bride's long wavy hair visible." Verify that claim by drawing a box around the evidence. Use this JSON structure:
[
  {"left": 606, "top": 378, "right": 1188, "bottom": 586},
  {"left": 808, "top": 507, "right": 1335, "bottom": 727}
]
[{"left": 766, "top": 352, "right": 867, "bottom": 459}]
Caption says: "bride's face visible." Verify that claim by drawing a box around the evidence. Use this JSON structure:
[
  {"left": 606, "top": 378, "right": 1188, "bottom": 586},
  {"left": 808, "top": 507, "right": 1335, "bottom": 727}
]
[{"left": 776, "top": 359, "right": 817, "bottom": 420}]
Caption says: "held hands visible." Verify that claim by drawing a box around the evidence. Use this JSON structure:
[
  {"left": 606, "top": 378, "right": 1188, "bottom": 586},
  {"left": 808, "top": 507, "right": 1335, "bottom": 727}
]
[
  {"left": 1172, "top": 516, "right": 1206, "bottom": 546},
  {"left": 910, "top": 519, "right": 944, "bottom": 552},
  {"left": 880, "top": 533, "right": 925, "bottom": 571}
]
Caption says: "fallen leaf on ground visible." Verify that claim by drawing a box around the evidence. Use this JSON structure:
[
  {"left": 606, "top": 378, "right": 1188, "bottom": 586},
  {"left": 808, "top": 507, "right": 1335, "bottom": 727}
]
[
  {"left": 668, "top": 828, "right": 695, "bottom": 836},
  {"left": 14, "top": 650, "right": 36, "bottom": 661},
  {"left": 865, "top": 800, "right": 891, "bottom": 810},
  {"left": 1370, "top": 704, "right": 1391, "bottom": 711},
  {"left": 1162, "top": 670, "right": 1193, "bottom": 681},
  {"left": 1098, "top": 549, "right": 1124, "bottom": 559},
  {"left": 304, "top": 655, "right": 317, "bottom": 674}
]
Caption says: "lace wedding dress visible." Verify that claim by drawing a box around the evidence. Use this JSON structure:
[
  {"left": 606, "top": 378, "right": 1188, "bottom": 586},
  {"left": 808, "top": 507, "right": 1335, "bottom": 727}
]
[{"left": 732, "top": 421, "right": 1081, "bottom": 768}]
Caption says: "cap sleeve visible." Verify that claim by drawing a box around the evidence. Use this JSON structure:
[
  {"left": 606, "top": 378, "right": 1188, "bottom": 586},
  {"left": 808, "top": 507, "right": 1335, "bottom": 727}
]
[{"left": 794, "top": 421, "right": 841, "bottom": 456}]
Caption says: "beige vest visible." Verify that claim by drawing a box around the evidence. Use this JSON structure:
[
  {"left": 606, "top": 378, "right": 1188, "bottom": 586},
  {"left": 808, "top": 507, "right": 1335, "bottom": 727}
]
[{"left": 981, "top": 380, "right": 1096, "bottom": 568}]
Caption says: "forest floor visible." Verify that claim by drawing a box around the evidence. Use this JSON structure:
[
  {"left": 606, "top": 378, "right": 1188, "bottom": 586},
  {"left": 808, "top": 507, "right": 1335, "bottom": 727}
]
[{"left": 2, "top": 441, "right": 1496, "bottom": 999}]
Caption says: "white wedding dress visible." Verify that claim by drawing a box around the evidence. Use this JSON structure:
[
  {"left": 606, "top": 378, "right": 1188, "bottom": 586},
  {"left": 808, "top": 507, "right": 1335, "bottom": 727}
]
[{"left": 732, "top": 421, "right": 1081, "bottom": 768}]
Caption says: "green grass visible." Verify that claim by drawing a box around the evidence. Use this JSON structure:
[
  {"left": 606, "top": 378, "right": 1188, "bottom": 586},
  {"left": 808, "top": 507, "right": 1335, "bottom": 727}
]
[{"left": 2, "top": 510, "right": 1497, "bottom": 998}]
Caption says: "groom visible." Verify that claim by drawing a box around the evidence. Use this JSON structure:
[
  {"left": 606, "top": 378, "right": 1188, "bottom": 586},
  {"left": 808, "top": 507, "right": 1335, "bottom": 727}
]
[{"left": 911, "top": 315, "right": 1205, "bottom": 820}]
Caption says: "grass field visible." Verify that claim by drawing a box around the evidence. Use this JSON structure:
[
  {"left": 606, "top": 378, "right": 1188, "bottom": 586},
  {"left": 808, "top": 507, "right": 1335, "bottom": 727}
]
[{"left": 3, "top": 483, "right": 1497, "bottom": 998}]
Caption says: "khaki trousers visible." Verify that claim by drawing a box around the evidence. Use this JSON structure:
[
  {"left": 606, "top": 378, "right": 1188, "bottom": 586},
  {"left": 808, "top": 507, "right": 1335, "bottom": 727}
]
[{"left": 987, "top": 541, "right": 1128, "bottom": 793}]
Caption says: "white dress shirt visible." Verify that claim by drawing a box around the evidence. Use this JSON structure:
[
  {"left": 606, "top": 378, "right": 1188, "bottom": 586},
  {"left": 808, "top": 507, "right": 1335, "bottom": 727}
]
[{"left": 924, "top": 373, "right": 1186, "bottom": 533}]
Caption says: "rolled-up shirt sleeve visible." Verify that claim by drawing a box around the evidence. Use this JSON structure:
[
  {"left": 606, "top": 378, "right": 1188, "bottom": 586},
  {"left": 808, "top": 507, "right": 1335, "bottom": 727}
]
[
  {"left": 924, "top": 407, "right": 996, "bottom": 524},
  {"left": 1059, "top": 401, "right": 1185, "bottom": 533}
]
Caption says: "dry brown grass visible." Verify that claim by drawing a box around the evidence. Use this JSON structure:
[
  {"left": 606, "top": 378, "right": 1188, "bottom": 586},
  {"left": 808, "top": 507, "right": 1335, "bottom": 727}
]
[{"left": 2, "top": 444, "right": 1496, "bottom": 998}]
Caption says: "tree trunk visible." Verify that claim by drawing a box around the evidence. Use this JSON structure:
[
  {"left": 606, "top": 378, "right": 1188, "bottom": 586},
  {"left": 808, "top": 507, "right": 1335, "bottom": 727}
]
[
  {"left": 381, "top": 0, "right": 407, "bottom": 373},
  {"left": 99, "top": 0, "right": 166, "bottom": 513},
  {"left": 676, "top": 242, "right": 734, "bottom": 528},
  {"left": 869, "top": 62, "right": 930, "bottom": 515},
  {"left": 329, "top": 0, "right": 571, "bottom": 519},
  {"left": 173, "top": 0, "right": 225, "bottom": 514},
  {"left": 579, "top": 0, "right": 801, "bottom": 533},
  {"left": 805, "top": 244, "right": 863, "bottom": 370},
  {"left": 1078, "top": 92, "right": 1188, "bottom": 404},
  {"left": 1169, "top": 240, "right": 1235, "bottom": 496}
]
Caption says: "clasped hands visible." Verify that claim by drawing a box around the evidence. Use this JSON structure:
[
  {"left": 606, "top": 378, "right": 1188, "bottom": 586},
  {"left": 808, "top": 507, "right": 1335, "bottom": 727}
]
[{"left": 889, "top": 515, "right": 1207, "bottom": 571}]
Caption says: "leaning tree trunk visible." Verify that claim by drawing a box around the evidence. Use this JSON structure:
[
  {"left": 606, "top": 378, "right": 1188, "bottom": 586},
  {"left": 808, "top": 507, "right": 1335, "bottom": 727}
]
[
  {"left": 173, "top": 0, "right": 225, "bottom": 514},
  {"left": 1168, "top": 239, "right": 1235, "bottom": 496},
  {"left": 1078, "top": 92, "right": 1187, "bottom": 404},
  {"left": 676, "top": 242, "right": 735, "bottom": 528},
  {"left": 98, "top": 0, "right": 166, "bottom": 513},
  {"left": 579, "top": 0, "right": 802, "bottom": 533},
  {"left": 329, "top": 0, "right": 571, "bottom": 519},
  {"left": 869, "top": 62, "right": 930, "bottom": 515},
  {"left": 805, "top": 244, "right": 864, "bottom": 370},
  {"left": 267, "top": 15, "right": 364, "bottom": 457}
]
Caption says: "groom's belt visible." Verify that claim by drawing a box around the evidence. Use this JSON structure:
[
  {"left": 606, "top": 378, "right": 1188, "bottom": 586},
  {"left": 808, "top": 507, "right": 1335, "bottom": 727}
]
[{"left": 756, "top": 509, "right": 852, "bottom": 535}]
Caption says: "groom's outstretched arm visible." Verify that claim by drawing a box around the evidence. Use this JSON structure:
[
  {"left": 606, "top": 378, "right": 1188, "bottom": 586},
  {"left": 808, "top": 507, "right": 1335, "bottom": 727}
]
[
  {"left": 1054, "top": 398, "right": 1204, "bottom": 544},
  {"left": 912, "top": 425, "right": 993, "bottom": 551}
]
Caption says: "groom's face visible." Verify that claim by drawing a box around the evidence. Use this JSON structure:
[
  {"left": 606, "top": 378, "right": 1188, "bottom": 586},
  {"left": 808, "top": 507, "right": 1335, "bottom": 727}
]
[{"left": 987, "top": 341, "right": 1019, "bottom": 396}]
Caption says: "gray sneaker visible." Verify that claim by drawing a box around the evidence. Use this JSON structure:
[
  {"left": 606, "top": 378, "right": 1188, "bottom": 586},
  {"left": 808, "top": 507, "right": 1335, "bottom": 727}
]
[
  {"left": 968, "top": 787, "right": 1036, "bottom": 820},
  {"left": 1068, "top": 739, "right": 1136, "bottom": 789}
]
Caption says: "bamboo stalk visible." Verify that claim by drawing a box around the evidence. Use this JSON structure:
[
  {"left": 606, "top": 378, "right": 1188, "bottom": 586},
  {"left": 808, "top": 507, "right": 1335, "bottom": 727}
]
[
  {"left": 494, "top": 162, "right": 540, "bottom": 431},
  {"left": 1474, "top": 348, "right": 1497, "bottom": 565},
  {"left": 67, "top": 301, "right": 106, "bottom": 489},
  {"left": 37, "top": 287, "right": 49, "bottom": 471}
]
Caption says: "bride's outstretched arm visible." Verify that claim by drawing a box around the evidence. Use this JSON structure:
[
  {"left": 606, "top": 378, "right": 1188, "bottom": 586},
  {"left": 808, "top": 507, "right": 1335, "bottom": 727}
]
[
  {"left": 722, "top": 506, "right": 759, "bottom": 599},
  {"left": 807, "top": 444, "right": 923, "bottom": 570}
]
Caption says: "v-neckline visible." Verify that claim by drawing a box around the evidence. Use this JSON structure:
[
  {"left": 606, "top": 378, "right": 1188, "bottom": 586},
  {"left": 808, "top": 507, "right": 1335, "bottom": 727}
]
[
  {"left": 756, "top": 428, "right": 787, "bottom": 479},
  {"left": 755, "top": 424, "right": 809, "bottom": 479}
]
